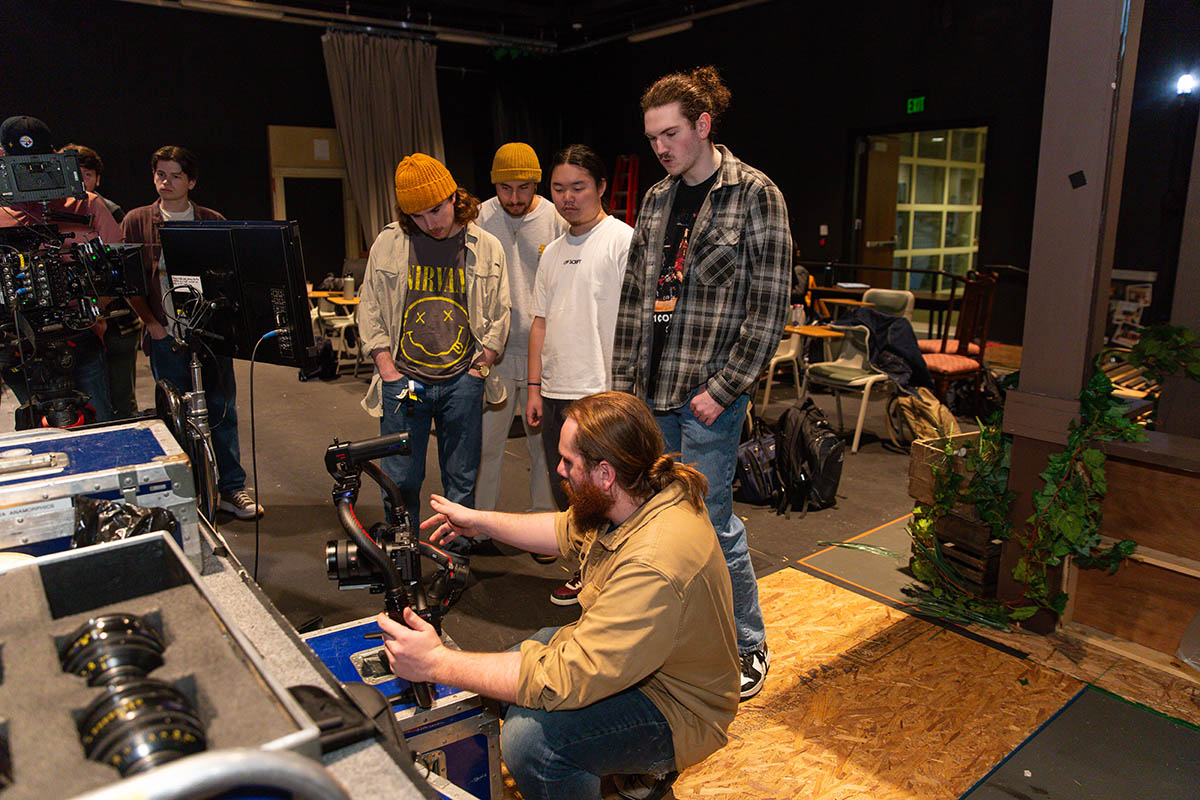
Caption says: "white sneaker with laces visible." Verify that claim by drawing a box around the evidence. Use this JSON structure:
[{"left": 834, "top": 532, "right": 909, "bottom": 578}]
[
  {"left": 219, "top": 490, "right": 264, "bottom": 520},
  {"left": 739, "top": 641, "right": 770, "bottom": 700}
]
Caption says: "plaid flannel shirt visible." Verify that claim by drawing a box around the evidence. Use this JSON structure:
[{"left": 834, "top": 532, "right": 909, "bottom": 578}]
[{"left": 612, "top": 145, "right": 791, "bottom": 411}]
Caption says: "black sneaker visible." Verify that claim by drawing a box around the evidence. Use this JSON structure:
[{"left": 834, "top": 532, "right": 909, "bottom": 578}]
[
  {"left": 739, "top": 641, "right": 770, "bottom": 700},
  {"left": 219, "top": 490, "right": 264, "bottom": 520},
  {"left": 550, "top": 571, "right": 582, "bottom": 606},
  {"left": 613, "top": 771, "right": 678, "bottom": 800}
]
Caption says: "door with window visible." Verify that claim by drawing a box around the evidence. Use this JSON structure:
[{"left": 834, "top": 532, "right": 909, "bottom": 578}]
[{"left": 857, "top": 127, "right": 987, "bottom": 293}]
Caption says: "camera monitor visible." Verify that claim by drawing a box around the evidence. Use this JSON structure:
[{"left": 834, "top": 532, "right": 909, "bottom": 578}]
[
  {"left": 158, "top": 220, "right": 315, "bottom": 368},
  {"left": 0, "top": 151, "right": 85, "bottom": 206}
]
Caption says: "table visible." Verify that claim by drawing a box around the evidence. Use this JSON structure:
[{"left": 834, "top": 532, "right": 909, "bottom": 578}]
[
  {"left": 308, "top": 290, "right": 340, "bottom": 299},
  {"left": 785, "top": 324, "right": 844, "bottom": 363},
  {"left": 325, "top": 295, "right": 359, "bottom": 306}
]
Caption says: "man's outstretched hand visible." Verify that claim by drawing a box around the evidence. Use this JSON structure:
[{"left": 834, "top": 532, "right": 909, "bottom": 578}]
[{"left": 421, "top": 494, "right": 484, "bottom": 548}]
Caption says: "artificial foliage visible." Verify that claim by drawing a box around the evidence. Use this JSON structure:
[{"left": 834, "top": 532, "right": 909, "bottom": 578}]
[
  {"left": 904, "top": 365, "right": 1145, "bottom": 629},
  {"left": 1121, "top": 324, "right": 1200, "bottom": 422}
]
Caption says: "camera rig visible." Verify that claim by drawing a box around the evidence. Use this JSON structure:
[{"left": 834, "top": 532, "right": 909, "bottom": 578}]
[
  {"left": 324, "top": 432, "right": 469, "bottom": 708},
  {"left": 0, "top": 149, "right": 145, "bottom": 428}
]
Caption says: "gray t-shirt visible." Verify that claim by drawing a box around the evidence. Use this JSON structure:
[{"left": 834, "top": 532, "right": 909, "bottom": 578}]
[
  {"left": 394, "top": 229, "right": 475, "bottom": 382},
  {"left": 478, "top": 196, "right": 567, "bottom": 380}
]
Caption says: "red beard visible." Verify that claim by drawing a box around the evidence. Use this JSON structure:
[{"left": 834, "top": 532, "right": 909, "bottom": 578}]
[{"left": 563, "top": 478, "right": 615, "bottom": 531}]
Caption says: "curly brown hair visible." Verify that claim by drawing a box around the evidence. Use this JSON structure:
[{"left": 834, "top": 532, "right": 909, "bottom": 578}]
[
  {"left": 640, "top": 65, "right": 732, "bottom": 140},
  {"left": 396, "top": 187, "right": 481, "bottom": 237}
]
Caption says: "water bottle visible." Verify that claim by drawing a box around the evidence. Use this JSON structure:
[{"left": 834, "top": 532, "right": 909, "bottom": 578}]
[{"left": 342, "top": 275, "right": 356, "bottom": 299}]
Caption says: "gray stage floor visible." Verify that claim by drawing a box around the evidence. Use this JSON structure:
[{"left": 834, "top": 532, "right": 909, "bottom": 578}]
[{"left": 0, "top": 352, "right": 927, "bottom": 652}]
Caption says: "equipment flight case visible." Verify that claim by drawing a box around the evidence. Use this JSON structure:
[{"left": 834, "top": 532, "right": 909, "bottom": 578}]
[
  {"left": 0, "top": 419, "right": 201, "bottom": 567},
  {"left": 303, "top": 617, "right": 502, "bottom": 800},
  {"left": 0, "top": 532, "right": 318, "bottom": 798}
]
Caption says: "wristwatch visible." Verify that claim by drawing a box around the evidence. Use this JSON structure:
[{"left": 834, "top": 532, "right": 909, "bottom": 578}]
[{"left": 472, "top": 361, "right": 490, "bottom": 378}]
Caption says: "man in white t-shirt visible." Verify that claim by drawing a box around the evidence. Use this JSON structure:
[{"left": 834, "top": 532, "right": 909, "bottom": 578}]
[
  {"left": 526, "top": 144, "right": 633, "bottom": 605},
  {"left": 477, "top": 144, "right": 567, "bottom": 529}
]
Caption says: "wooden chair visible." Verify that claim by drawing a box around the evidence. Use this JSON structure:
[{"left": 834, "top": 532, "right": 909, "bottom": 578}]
[{"left": 921, "top": 271, "right": 997, "bottom": 399}]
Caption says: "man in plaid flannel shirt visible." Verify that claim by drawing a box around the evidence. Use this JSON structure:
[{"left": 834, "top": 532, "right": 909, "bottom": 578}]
[{"left": 612, "top": 66, "right": 791, "bottom": 701}]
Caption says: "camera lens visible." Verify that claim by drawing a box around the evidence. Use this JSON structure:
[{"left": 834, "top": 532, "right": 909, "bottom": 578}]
[
  {"left": 60, "top": 614, "right": 164, "bottom": 686},
  {"left": 79, "top": 678, "right": 205, "bottom": 776}
]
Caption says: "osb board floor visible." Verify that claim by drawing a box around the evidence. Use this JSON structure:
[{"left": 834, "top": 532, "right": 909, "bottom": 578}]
[{"left": 502, "top": 567, "right": 1082, "bottom": 800}]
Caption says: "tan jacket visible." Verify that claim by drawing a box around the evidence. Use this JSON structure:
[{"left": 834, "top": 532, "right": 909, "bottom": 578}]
[
  {"left": 358, "top": 221, "right": 511, "bottom": 416},
  {"left": 516, "top": 482, "right": 739, "bottom": 771}
]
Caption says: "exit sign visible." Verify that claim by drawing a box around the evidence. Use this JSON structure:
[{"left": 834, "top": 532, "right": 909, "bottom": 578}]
[{"left": 906, "top": 96, "right": 925, "bottom": 114}]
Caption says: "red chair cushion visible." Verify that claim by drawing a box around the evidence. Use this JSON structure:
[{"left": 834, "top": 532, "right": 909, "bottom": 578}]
[
  {"left": 917, "top": 338, "right": 982, "bottom": 355},
  {"left": 923, "top": 352, "right": 981, "bottom": 376}
]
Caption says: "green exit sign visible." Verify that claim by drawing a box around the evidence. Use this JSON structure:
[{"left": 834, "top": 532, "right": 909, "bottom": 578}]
[{"left": 906, "top": 96, "right": 925, "bottom": 114}]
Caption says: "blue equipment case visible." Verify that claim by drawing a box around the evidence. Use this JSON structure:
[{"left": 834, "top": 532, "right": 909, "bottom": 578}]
[
  {"left": 303, "top": 617, "right": 501, "bottom": 800},
  {"left": 0, "top": 419, "right": 200, "bottom": 565}
]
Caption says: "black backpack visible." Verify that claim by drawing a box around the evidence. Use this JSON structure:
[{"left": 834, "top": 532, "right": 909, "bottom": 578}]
[
  {"left": 774, "top": 398, "right": 845, "bottom": 516},
  {"left": 734, "top": 416, "right": 783, "bottom": 506}
]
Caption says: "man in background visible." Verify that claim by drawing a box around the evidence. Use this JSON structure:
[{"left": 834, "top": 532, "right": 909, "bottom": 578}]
[
  {"left": 122, "top": 146, "right": 263, "bottom": 519},
  {"left": 60, "top": 143, "right": 139, "bottom": 418},
  {"left": 477, "top": 143, "right": 566, "bottom": 532}
]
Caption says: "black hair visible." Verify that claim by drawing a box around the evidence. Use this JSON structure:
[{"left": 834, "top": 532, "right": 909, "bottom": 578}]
[{"left": 549, "top": 144, "right": 608, "bottom": 195}]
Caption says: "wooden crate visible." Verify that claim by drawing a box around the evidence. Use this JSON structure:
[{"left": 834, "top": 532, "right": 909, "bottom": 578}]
[{"left": 908, "top": 431, "right": 982, "bottom": 520}]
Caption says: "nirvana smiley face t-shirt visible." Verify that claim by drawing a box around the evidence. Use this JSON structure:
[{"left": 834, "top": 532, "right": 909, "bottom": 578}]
[{"left": 394, "top": 228, "right": 477, "bottom": 382}]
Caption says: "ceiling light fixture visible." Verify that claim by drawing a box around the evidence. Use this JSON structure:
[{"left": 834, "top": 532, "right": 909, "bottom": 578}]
[
  {"left": 627, "top": 21, "right": 693, "bottom": 43},
  {"left": 1177, "top": 74, "right": 1197, "bottom": 95},
  {"left": 178, "top": 0, "right": 284, "bottom": 20}
]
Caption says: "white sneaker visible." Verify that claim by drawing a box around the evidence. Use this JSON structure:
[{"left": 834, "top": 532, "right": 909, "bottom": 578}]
[
  {"left": 219, "top": 490, "right": 264, "bottom": 520},
  {"left": 739, "top": 641, "right": 770, "bottom": 700}
]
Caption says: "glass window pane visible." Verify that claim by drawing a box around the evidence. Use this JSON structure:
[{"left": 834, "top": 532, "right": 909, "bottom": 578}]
[
  {"left": 951, "top": 130, "right": 979, "bottom": 162},
  {"left": 978, "top": 131, "right": 987, "bottom": 162},
  {"left": 891, "top": 256, "right": 909, "bottom": 289},
  {"left": 914, "top": 165, "right": 945, "bottom": 204},
  {"left": 895, "top": 211, "right": 910, "bottom": 249},
  {"left": 912, "top": 211, "right": 942, "bottom": 249},
  {"left": 917, "top": 130, "right": 948, "bottom": 159},
  {"left": 897, "top": 163, "right": 911, "bottom": 204},
  {"left": 898, "top": 132, "right": 914, "bottom": 157},
  {"left": 945, "top": 252, "right": 973, "bottom": 276},
  {"left": 909, "top": 255, "right": 939, "bottom": 291},
  {"left": 947, "top": 167, "right": 976, "bottom": 205},
  {"left": 945, "top": 212, "right": 973, "bottom": 247}
]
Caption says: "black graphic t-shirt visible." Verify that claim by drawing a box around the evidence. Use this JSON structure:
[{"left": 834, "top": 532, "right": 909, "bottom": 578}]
[
  {"left": 395, "top": 229, "right": 476, "bottom": 382},
  {"left": 648, "top": 170, "right": 719, "bottom": 395}
]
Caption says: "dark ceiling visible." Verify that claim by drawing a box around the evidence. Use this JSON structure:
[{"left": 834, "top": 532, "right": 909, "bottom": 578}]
[{"left": 233, "top": 0, "right": 768, "bottom": 50}]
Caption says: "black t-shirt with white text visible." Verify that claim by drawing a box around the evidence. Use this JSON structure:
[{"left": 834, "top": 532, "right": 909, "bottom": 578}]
[{"left": 648, "top": 170, "right": 719, "bottom": 397}]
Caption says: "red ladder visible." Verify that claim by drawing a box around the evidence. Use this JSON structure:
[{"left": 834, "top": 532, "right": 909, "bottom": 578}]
[{"left": 609, "top": 155, "right": 639, "bottom": 225}]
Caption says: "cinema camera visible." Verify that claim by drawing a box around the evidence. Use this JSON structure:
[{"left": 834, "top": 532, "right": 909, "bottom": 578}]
[
  {"left": 323, "top": 432, "right": 470, "bottom": 709},
  {"left": 0, "top": 149, "right": 145, "bottom": 428}
]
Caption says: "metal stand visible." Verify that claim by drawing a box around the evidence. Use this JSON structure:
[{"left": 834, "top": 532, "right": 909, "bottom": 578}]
[{"left": 155, "top": 337, "right": 219, "bottom": 521}]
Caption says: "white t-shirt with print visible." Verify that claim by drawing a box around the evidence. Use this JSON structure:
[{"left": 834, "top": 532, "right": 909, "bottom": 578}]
[{"left": 531, "top": 215, "right": 633, "bottom": 400}]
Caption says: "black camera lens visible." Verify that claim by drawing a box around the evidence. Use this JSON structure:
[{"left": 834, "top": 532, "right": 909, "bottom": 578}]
[
  {"left": 60, "top": 614, "right": 164, "bottom": 686},
  {"left": 79, "top": 678, "right": 205, "bottom": 776}
]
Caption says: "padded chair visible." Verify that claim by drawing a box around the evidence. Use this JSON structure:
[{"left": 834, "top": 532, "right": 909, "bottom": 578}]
[
  {"left": 762, "top": 305, "right": 807, "bottom": 408},
  {"left": 863, "top": 288, "right": 915, "bottom": 320},
  {"left": 316, "top": 304, "right": 365, "bottom": 377},
  {"left": 917, "top": 273, "right": 995, "bottom": 357},
  {"left": 921, "top": 271, "right": 997, "bottom": 399},
  {"left": 798, "top": 324, "right": 890, "bottom": 453}
]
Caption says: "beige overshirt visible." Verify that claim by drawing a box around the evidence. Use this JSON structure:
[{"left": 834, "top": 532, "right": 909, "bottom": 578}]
[{"left": 515, "top": 481, "right": 740, "bottom": 771}]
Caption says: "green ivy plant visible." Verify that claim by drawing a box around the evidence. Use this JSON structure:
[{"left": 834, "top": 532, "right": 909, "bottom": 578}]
[
  {"left": 905, "top": 365, "right": 1145, "bottom": 628},
  {"left": 1120, "top": 324, "right": 1200, "bottom": 422}
]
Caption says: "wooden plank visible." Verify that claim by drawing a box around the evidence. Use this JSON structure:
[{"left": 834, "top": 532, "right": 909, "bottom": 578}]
[
  {"left": 1062, "top": 622, "right": 1200, "bottom": 683},
  {"left": 1071, "top": 559, "right": 1200, "bottom": 655},
  {"left": 1099, "top": 458, "right": 1200, "bottom": 556},
  {"left": 1098, "top": 535, "right": 1200, "bottom": 580}
]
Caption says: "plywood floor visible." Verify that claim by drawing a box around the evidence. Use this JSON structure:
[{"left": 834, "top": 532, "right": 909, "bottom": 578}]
[{"left": 671, "top": 569, "right": 1081, "bottom": 800}]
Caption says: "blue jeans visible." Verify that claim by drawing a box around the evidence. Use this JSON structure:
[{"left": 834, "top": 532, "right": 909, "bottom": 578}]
[
  {"left": 378, "top": 370, "right": 484, "bottom": 530},
  {"left": 655, "top": 390, "right": 764, "bottom": 654},
  {"left": 149, "top": 337, "right": 246, "bottom": 495},
  {"left": 4, "top": 336, "right": 113, "bottom": 424},
  {"left": 501, "top": 627, "right": 675, "bottom": 800}
]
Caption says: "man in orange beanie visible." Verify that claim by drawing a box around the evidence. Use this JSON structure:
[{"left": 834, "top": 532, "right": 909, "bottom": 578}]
[{"left": 358, "top": 153, "right": 510, "bottom": 548}]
